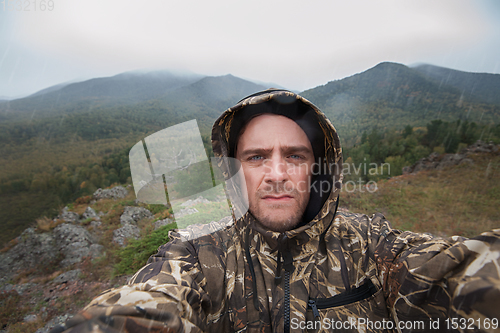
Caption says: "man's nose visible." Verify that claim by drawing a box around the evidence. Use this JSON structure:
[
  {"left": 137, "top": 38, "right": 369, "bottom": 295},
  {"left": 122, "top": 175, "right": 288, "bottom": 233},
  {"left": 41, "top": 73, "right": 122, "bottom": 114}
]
[{"left": 264, "top": 157, "right": 289, "bottom": 183}]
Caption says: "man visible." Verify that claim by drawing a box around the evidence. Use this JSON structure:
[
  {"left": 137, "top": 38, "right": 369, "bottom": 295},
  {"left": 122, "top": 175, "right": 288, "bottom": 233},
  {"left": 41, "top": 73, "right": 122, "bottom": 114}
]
[{"left": 53, "top": 89, "right": 500, "bottom": 333}]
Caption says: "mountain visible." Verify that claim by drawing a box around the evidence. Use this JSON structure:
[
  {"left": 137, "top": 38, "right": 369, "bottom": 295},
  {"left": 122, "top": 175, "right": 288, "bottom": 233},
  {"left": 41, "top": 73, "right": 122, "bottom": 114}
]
[
  {"left": 158, "top": 74, "right": 268, "bottom": 119},
  {"left": 28, "top": 80, "right": 81, "bottom": 97},
  {"left": 413, "top": 64, "right": 500, "bottom": 106},
  {"left": 0, "top": 74, "right": 268, "bottom": 148},
  {"left": 301, "top": 62, "right": 500, "bottom": 145},
  {"left": 0, "top": 70, "right": 205, "bottom": 122}
]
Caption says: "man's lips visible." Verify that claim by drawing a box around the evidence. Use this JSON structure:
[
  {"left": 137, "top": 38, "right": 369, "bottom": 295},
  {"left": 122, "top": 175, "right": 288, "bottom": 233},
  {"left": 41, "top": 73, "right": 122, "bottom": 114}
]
[{"left": 261, "top": 195, "right": 294, "bottom": 202}]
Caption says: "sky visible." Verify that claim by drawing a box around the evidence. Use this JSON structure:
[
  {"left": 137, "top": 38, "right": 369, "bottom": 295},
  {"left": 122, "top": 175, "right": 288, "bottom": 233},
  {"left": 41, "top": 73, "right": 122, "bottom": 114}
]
[{"left": 1, "top": 0, "right": 500, "bottom": 98}]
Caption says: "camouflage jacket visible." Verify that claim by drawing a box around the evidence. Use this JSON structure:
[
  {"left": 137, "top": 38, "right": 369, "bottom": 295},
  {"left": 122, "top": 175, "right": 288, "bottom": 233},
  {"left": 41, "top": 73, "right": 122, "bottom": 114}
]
[{"left": 53, "top": 90, "right": 500, "bottom": 333}]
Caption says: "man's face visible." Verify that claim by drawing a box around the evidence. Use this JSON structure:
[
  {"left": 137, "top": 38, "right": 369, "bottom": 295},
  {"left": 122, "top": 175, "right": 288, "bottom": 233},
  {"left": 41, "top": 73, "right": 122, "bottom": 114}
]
[{"left": 236, "top": 114, "right": 314, "bottom": 232}]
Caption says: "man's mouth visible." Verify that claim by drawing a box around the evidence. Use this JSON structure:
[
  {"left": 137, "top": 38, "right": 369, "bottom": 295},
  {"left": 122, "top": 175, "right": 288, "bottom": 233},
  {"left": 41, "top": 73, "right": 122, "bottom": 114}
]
[{"left": 261, "top": 194, "right": 294, "bottom": 202}]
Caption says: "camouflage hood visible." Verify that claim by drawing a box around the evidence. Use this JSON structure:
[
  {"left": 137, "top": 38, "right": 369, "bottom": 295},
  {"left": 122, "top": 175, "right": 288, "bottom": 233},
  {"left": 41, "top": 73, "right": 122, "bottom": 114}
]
[{"left": 211, "top": 89, "right": 344, "bottom": 239}]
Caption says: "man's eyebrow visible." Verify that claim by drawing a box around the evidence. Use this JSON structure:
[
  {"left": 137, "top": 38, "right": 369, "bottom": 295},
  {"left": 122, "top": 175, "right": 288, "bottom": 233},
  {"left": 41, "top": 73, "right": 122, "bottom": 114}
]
[
  {"left": 239, "top": 145, "right": 312, "bottom": 158},
  {"left": 280, "top": 145, "right": 313, "bottom": 154},
  {"left": 238, "top": 148, "right": 273, "bottom": 157}
]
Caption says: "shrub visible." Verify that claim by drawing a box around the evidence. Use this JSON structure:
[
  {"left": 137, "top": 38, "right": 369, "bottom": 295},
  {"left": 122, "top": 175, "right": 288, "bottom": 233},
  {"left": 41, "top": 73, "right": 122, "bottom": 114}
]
[
  {"left": 75, "top": 195, "right": 92, "bottom": 205},
  {"left": 146, "top": 203, "right": 170, "bottom": 215},
  {"left": 36, "top": 216, "right": 63, "bottom": 232},
  {"left": 80, "top": 217, "right": 94, "bottom": 226},
  {"left": 113, "top": 223, "right": 177, "bottom": 275},
  {"left": 0, "top": 291, "right": 30, "bottom": 328}
]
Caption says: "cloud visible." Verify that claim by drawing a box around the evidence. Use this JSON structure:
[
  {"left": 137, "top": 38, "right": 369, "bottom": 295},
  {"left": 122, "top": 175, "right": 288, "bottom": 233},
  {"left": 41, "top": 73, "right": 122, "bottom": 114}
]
[{"left": 0, "top": 0, "right": 497, "bottom": 96}]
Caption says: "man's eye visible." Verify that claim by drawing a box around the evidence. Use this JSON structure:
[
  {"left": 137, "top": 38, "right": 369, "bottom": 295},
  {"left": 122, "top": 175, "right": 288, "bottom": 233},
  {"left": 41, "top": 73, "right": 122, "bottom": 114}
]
[
  {"left": 249, "top": 155, "right": 264, "bottom": 161},
  {"left": 288, "top": 155, "right": 302, "bottom": 160}
]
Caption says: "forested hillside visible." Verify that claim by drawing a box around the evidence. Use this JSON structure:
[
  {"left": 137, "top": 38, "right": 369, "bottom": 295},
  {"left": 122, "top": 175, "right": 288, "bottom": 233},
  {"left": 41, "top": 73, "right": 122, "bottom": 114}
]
[
  {"left": 301, "top": 62, "right": 499, "bottom": 147},
  {"left": 414, "top": 64, "right": 500, "bottom": 106},
  {"left": 0, "top": 70, "right": 204, "bottom": 122}
]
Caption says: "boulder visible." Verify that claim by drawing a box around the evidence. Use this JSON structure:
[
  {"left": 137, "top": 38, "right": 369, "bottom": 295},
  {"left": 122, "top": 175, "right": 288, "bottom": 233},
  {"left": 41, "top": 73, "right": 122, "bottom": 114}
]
[
  {"left": 93, "top": 186, "right": 128, "bottom": 200},
  {"left": 112, "top": 206, "right": 153, "bottom": 247},
  {"left": 175, "top": 208, "right": 199, "bottom": 219},
  {"left": 120, "top": 206, "right": 153, "bottom": 225},
  {"left": 14, "top": 282, "right": 35, "bottom": 295},
  {"left": 401, "top": 140, "right": 500, "bottom": 174},
  {"left": 53, "top": 269, "right": 81, "bottom": 284},
  {"left": 56, "top": 207, "right": 79, "bottom": 224},
  {"left": 436, "top": 153, "right": 466, "bottom": 170},
  {"left": 0, "top": 223, "right": 103, "bottom": 284},
  {"left": 52, "top": 223, "right": 102, "bottom": 267},
  {"left": 112, "top": 224, "right": 140, "bottom": 247},
  {"left": 154, "top": 218, "right": 175, "bottom": 230},
  {"left": 461, "top": 140, "right": 499, "bottom": 154},
  {"left": 81, "top": 207, "right": 99, "bottom": 221},
  {"left": 0, "top": 228, "right": 58, "bottom": 284},
  {"left": 24, "top": 314, "right": 38, "bottom": 323}
]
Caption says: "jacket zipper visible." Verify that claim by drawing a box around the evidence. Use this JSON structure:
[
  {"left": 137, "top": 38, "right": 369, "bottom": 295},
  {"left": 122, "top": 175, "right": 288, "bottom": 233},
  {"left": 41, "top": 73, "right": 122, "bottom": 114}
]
[
  {"left": 284, "top": 270, "right": 290, "bottom": 333},
  {"left": 308, "top": 279, "right": 377, "bottom": 318},
  {"left": 308, "top": 299, "right": 320, "bottom": 319}
]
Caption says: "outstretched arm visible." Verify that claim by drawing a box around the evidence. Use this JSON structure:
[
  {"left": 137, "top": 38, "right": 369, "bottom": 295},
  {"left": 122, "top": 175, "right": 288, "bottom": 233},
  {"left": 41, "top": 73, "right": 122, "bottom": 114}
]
[
  {"left": 50, "top": 236, "right": 211, "bottom": 333},
  {"left": 370, "top": 213, "right": 500, "bottom": 330}
]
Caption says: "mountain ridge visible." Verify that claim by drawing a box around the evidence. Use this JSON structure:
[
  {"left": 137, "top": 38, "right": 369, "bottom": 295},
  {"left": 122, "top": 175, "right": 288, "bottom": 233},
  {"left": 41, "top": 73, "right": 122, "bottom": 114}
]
[
  {"left": 300, "top": 62, "right": 499, "bottom": 146},
  {"left": 413, "top": 63, "right": 500, "bottom": 106}
]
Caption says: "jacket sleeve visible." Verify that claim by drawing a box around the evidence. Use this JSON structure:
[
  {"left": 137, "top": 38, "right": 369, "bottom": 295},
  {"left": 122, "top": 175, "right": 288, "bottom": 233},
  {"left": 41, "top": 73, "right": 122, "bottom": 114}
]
[
  {"left": 50, "top": 232, "right": 211, "bottom": 333},
  {"left": 370, "top": 213, "right": 500, "bottom": 329}
]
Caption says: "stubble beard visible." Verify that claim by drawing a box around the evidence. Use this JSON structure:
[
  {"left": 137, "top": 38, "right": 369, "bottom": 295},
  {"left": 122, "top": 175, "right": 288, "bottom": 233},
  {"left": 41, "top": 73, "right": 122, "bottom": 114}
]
[{"left": 250, "top": 183, "right": 310, "bottom": 233}]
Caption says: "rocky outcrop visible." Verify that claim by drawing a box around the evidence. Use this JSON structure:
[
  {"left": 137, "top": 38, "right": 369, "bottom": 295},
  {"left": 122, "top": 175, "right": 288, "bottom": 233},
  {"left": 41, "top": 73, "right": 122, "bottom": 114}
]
[
  {"left": 154, "top": 218, "right": 175, "bottom": 230},
  {"left": 0, "top": 222, "right": 104, "bottom": 284},
  {"left": 175, "top": 207, "right": 199, "bottom": 219},
  {"left": 403, "top": 140, "right": 498, "bottom": 174},
  {"left": 462, "top": 140, "right": 499, "bottom": 154},
  {"left": 0, "top": 185, "right": 145, "bottom": 332},
  {"left": 112, "top": 206, "right": 153, "bottom": 247},
  {"left": 82, "top": 206, "right": 99, "bottom": 221},
  {"left": 93, "top": 186, "right": 128, "bottom": 200},
  {"left": 52, "top": 223, "right": 103, "bottom": 267},
  {"left": 52, "top": 269, "right": 82, "bottom": 284},
  {"left": 56, "top": 207, "right": 80, "bottom": 224},
  {"left": 0, "top": 228, "right": 58, "bottom": 285},
  {"left": 119, "top": 206, "right": 153, "bottom": 225},
  {"left": 112, "top": 224, "right": 141, "bottom": 247}
]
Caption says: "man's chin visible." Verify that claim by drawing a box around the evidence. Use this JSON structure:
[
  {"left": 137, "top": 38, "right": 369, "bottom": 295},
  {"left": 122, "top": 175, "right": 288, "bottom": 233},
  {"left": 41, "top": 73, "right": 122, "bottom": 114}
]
[{"left": 254, "top": 211, "right": 302, "bottom": 232}]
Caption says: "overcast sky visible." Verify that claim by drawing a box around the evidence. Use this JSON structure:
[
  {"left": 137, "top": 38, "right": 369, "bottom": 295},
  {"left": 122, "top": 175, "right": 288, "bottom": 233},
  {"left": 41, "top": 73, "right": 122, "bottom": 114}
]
[{"left": 1, "top": 0, "right": 499, "bottom": 98}]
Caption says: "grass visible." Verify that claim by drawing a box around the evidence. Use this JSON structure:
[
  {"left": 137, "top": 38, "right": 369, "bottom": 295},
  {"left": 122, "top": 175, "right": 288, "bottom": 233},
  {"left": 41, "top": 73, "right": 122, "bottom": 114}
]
[
  {"left": 341, "top": 152, "right": 500, "bottom": 237},
  {"left": 113, "top": 223, "right": 177, "bottom": 275},
  {"left": 0, "top": 291, "right": 30, "bottom": 329}
]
